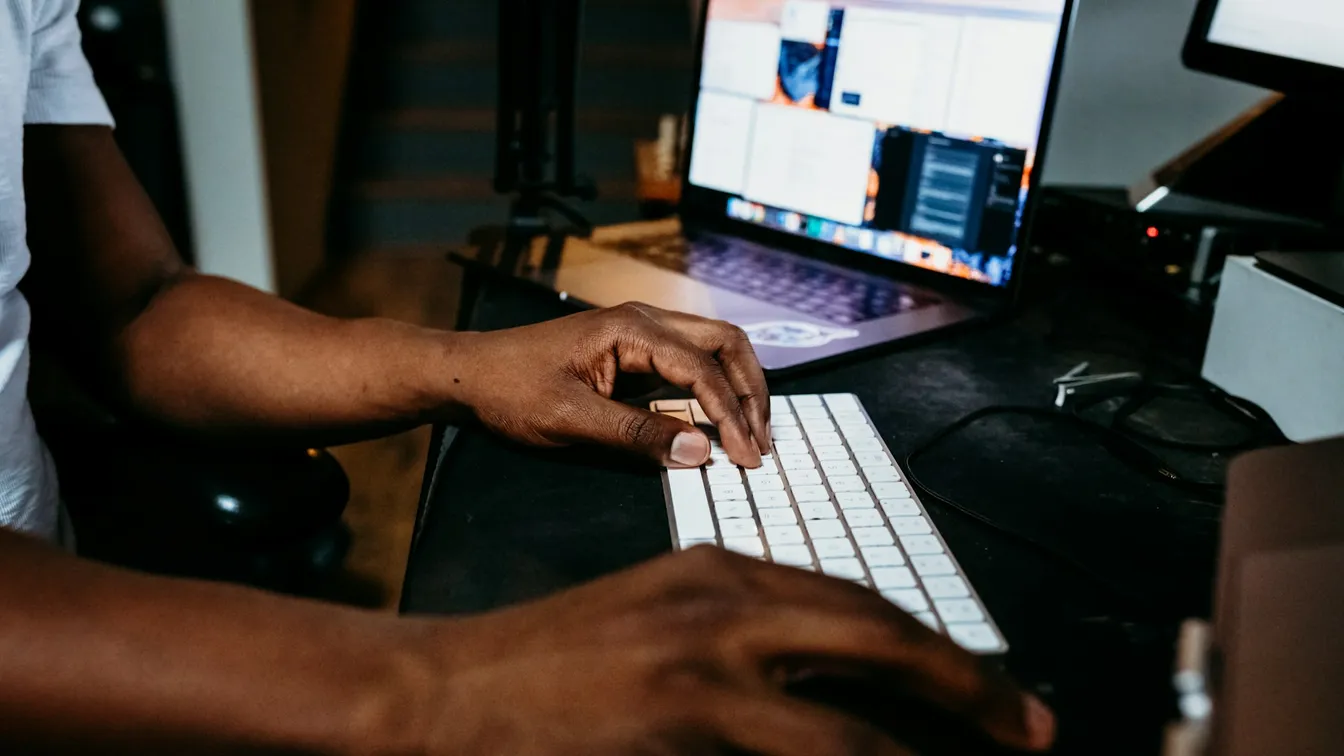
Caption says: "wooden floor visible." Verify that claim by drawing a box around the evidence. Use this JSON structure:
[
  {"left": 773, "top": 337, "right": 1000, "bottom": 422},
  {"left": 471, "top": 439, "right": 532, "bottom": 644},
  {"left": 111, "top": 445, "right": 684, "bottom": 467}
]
[{"left": 300, "top": 249, "right": 463, "bottom": 611}]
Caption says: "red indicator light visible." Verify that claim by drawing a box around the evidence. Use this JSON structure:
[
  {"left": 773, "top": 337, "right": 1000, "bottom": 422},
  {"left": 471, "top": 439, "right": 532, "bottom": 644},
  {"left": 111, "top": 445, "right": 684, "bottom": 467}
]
[{"left": 1146, "top": 226, "right": 1160, "bottom": 239}]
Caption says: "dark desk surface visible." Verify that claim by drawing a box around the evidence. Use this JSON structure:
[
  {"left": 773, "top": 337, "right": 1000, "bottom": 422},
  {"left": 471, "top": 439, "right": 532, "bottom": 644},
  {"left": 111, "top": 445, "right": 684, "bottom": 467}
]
[{"left": 402, "top": 269, "right": 1231, "bottom": 755}]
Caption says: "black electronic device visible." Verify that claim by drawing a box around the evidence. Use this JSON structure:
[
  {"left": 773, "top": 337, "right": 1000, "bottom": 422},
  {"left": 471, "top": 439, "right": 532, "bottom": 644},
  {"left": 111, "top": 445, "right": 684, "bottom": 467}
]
[
  {"left": 1127, "top": 0, "right": 1344, "bottom": 227},
  {"left": 1034, "top": 187, "right": 1337, "bottom": 312},
  {"left": 1184, "top": 0, "right": 1344, "bottom": 96},
  {"left": 494, "top": 0, "right": 596, "bottom": 238}
]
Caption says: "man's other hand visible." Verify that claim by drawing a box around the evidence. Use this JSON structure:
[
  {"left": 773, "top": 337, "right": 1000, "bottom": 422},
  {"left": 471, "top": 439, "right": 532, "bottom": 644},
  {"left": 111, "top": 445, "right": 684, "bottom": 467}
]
[
  {"left": 408, "top": 547, "right": 1056, "bottom": 755},
  {"left": 455, "top": 302, "right": 771, "bottom": 468}
]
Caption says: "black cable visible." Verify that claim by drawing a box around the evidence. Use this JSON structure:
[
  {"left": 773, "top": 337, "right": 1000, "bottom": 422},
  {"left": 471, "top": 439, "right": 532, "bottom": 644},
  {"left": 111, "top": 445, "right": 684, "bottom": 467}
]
[
  {"left": 900, "top": 392, "right": 1280, "bottom": 613},
  {"left": 904, "top": 407, "right": 1173, "bottom": 613}
]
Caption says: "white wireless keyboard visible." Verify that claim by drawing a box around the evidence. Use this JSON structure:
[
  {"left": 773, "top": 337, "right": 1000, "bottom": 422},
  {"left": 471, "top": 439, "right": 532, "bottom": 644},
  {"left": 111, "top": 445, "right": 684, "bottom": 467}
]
[{"left": 652, "top": 394, "right": 1007, "bottom": 655}]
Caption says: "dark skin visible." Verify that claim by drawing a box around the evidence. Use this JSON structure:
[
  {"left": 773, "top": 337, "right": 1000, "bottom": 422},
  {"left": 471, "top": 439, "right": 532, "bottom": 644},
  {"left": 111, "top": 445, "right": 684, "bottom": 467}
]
[{"left": 1, "top": 126, "right": 1057, "bottom": 753}]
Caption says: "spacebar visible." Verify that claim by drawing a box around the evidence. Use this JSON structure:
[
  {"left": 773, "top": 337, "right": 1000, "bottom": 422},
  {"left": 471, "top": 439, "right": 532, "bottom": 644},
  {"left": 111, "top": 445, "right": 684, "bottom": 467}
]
[{"left": 667, "top": 469, "right": 716, "bottom": 541}]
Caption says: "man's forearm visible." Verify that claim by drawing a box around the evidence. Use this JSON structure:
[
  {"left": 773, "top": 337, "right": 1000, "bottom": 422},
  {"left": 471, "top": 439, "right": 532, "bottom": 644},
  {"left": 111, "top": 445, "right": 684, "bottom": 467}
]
[
  {"left": 22, "top": 125, "right": 477, "bottom": 445},
  {"left": 0, "top": 528, "right": 430, "bottom": 754},
  {"left": 114, "top": 271, "right": 476, "bottom": 445}
]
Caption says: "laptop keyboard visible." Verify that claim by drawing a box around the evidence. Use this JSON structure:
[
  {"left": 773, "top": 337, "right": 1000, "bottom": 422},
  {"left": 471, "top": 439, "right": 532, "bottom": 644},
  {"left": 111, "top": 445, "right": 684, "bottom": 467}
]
[
  {"left": 653, "top": 393, "right": 1008, "bottom": 655},
  {"left": 605, "top": 235, "right": 936, "bottom": 326}
]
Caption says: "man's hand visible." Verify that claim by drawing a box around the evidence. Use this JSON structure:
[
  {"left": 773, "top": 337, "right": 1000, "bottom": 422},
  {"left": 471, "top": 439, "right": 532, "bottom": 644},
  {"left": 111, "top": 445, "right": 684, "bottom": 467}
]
[
  {"left": 410, "top": 547, "right": 1056, "bottom": 755},
  {"left": 453, "top": 302, "right": 772, "bottom": 468}
]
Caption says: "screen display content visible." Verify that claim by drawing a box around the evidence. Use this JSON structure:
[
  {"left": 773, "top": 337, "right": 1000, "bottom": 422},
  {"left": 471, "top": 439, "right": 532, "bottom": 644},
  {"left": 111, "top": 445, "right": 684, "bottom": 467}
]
[
  {"left": 1208, "top": 0, "right": 1344, "bottom": 72},
  {"left": 687, "top": 0, "right": 1066, "bottom": 287}
]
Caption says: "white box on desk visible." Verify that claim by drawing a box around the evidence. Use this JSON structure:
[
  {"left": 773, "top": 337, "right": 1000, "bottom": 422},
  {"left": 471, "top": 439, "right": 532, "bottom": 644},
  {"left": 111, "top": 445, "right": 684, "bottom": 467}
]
[{"left": 1203, "top": 255, "right": 1344, "bottom": 443}]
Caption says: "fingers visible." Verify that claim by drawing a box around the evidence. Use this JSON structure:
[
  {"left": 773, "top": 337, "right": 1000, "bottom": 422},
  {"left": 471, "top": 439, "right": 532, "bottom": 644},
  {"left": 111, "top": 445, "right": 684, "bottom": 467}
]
[
  {"left": 683, "top": 554, "right": 1054, "bottom": 752},
  {"left": 724, "top": 607, "right": 1051, "bottom": 751},
  {"left": 567, "top": 397, "right": 711, "bottom": 468},
  {"left": 610, "top": 307, "right": 761, "bottom": 467},
  {"left": 658, "top": 312, "right": 772, "bottom": 455},
  {"left": 708, "top": 690, "right": 913, "bottom": 756}
]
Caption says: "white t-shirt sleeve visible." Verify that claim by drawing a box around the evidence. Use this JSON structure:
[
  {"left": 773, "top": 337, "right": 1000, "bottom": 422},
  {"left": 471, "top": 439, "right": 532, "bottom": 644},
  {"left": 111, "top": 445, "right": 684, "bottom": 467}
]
[{"left": 24, "top": 0, "right": 114, "bottom": 126}]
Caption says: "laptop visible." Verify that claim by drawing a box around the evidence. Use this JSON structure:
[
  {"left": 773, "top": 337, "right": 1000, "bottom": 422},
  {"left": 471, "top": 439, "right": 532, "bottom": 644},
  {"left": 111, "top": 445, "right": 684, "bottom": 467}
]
[{"left": 463, "top": 0, "right": 1077, "bottom": 371}]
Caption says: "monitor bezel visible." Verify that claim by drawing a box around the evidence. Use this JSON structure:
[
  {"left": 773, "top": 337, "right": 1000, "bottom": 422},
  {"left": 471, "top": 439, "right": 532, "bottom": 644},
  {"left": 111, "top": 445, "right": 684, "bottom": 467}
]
[
  {"left": 1184, "top": 0, "right": 1344, "bottom": 97},
  {"left": 677, "top": 0, "right": 1078, "bottom": 305}
]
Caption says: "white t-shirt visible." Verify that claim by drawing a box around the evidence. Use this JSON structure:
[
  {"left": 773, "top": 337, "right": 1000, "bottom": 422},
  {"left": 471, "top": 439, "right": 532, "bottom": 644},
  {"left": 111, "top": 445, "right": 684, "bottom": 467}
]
[{"left": 1, "top": 0, "right": 114, "bottom": 541}]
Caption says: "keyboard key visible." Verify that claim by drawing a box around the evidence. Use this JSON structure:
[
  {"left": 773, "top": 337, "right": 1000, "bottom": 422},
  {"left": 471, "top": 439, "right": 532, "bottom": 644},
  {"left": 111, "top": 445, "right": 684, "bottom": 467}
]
[
  {"left": 795, "top": 406, "right": 829, "bottom": 420},
  {"left": 870, "top": 566, "right": 917, "bottom": 590},
  {"left": 864, "top": 465, "right": 901, "bottom": 482},
  {"left": 773, "top": 426, "right": 804, "bottom": 441},
  {"left": 773, "top": 440, "right": 809, "bottom": 456},
  {"left": 706, "top": 468, "right": 743, "bottom": 484},
  {"left": 771, "top": 396, "right": 792, "bottom": 413},
  {"left": 812, "top": 538, "right": 855, "bottom": 559},
  {"left": 821, "top": 459, "right": 858, "bottom": 477},
  {"left": 689, "top": 400, "right": 711, "bottom": 426},
  {"left": 836, "top": 491, "right": 876, "bottom": 510},
  {"left": 855, "top": 452, "right": 891, "bottom": 468},
  {"left": 832, "top": 413, "right": 868, "bottom": 429},
  {"left": 851, "top": 526, "right": 894, "bottom": 546},
  {"left": 746, "top": 454, "right": 778, "bottom": 471},
  {"left": 711, "top": 483, "right": 748, "bottom": 502},
  {"left": 935, "top": 599, "right": 985, "bottom": 624},
  {"left": 824, "top": 394, "right": 860, "bottom": 412},
  {"left": 780, "top": 455, "right": 816, "bottom": 471},
  {"left": 680, "top": 539, "right": 716, "bottom": 551},
  {"left": 785, "top": 468, "right": 822, "bottom": 487},
  {"left": 946, "top": 623, "right": 1002, "bottom": 652},
  {"left": 809, "top": 432, "right": 843, "bottom": 447},
  {"left": 718, "top": 519, "right": 759, "bottom": 539},
  {"left": 792, "top": 485, "right": 830, "bottom": 502},
  {"left": 659, "top": 407, "right": 692, "bottom": 424},
  {"left": 765, "top": 525, "right": 805, "bottom": 546},
  {"left": 801, "top": 413, "right": 835, "bottom": 428},
  {"left": 750, "top": 476, "right": 785, "bottom": 494},
  {"left": 759, "top": 508, "right": 798, "bottom": 527},
  {"left": 806, "top": 520, "right": 846, "bottom": 540},
  {"left": 667, "top": 469, "right": 715, "bottom": 540},
  {"left": 799, "top": 500, "right": 839, "bottom": 520},
  {"left": 842, "top": 508, "right": 884, "bottom": 528},
  {"left": 715, "top": 500, "right": 753, "bottom": 520},
  {"left": 911, "top": 554, "right": 956, "bottom": 577},
  {"left": 792, "top": 395, "right": 823, "bottom": 407},
  {"left": 923, "top": 576, "right": 970, "bottom": 599},
  {"left": 724, "top": 537, "right": 765, "bottom": 557},
  {"left": 880, "top": 499, "right": 920, "bottom": 517},
  {"left": 820, "top": 558, "right": 866, "bottom": 581},
  {"left": 861, "top": 545, "right": 906, "bottom": 567},
  {"left": 914, "top": 612, "right": 941, "bottom": 632},
  {"left": 771, "top": 545, "right": 813, "bottom": 567},
  {"left": 883, "top": 589, "right": 928, "bottom": 613},
  {"left": 814, "top": 446, "right": 850, "bottom": 461},
  {"left": 754, "top": 491, "right": 792, "bottom": 509},
  {"left": 828, "top": 476, "right": 866, "bottom": 493},
  {"left": 900, "top": 535, "right": 944, "bottom": 555},
  {"left": 872, "top": 482, "right": 910, "bottom": 499},
  {"left": 802, "top": 421, "right": 837, "bottom": 438},
  {"left": 848, "top": 437, "right": 883, "bottom": 452},
  {"left": 890, "top": 516, "right": 932, "bottom": 536},
  {"left": 839, "top": 424, "right": 876, "bottom": 440},
  {"left": 653, "top": 400, "right": 689, "bottom": 413},
  {"left": 771, "top": 413, "right": 798, "bottom": 427}
]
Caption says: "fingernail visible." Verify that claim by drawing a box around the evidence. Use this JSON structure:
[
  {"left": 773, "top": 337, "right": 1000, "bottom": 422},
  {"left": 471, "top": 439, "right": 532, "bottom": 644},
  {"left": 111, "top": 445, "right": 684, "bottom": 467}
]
[
  {"left": 1022, "top": 694, "right": 1056, "bottom": 751},
  {"left": 670, "top": 432, "right": 710, "bottom": 467}
]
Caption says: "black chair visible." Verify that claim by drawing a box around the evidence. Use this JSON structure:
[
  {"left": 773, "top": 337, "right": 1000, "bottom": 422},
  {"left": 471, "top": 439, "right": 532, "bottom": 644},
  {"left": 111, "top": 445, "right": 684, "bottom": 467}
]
[{"left": 39, "top": 409, "right": 352, "bottom": 597}]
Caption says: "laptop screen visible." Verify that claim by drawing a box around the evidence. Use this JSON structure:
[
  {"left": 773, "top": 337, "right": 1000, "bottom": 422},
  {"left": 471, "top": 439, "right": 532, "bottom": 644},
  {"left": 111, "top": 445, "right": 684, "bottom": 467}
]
[{"left": 685, "top": 0, "right": 1068, "bottom": 288}]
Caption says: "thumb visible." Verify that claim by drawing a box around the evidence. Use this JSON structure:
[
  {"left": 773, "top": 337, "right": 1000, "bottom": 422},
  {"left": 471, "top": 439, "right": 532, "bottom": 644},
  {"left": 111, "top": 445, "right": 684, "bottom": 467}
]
[{"left": 584, "top": 397, "right": 711, "bottom": 468}]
